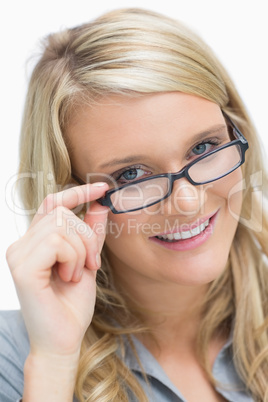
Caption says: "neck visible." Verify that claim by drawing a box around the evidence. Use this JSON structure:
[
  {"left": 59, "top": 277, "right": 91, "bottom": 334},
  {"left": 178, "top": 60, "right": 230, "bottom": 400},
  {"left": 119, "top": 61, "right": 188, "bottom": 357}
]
[
  {"left": 106, "top": 249, "right": 229, "bottom": 370},
  {"left": 110, "top": 259, "right": 209, "bottom": 349}
]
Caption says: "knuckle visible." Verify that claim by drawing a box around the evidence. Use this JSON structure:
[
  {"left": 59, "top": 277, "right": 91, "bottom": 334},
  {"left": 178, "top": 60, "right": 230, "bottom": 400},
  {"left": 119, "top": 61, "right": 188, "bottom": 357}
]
[
  {"left": 43, "top": 193, "right": 55, "bottom": 210},
  {"left": 54, "top": 205, "right": 71, "bottom": 217},
  {"left": 5, "top": 243, "right": 16, "bottom": 268},
  {"left": 6, "top": 242, "right": 15, "bottom": 260},
  {"left": 55, "top": 205, "right": 70, "bottom": 214},
  {"left": 49, "top": 206, "right": 73, "bottom": 228},
  {"left": 46, "top": 233, "right": 63, "bottom": 249},
  {"left": 35, "top": 193, "right": 56, "bottom": 219},
  {"left": 5, "top": 239, "right": 23, "bottom": 270},
  {"left": 65, "top": 246, "right": 78, "bottom": 264},
  {"left": 64, "top": 216, "right": 95, "bottom": 240}
]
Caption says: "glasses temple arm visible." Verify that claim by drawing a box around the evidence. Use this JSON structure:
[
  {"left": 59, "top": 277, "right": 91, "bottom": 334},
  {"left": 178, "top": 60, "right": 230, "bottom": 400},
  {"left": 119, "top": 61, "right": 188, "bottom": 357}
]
[{"left": 222, "top": 111, "right": 248, "bottom": 144}]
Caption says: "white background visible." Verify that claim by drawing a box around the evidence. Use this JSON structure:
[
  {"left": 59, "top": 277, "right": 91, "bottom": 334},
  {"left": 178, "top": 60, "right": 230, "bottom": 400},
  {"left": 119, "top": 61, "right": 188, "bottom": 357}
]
[{"left": 1, "top": 0, "right": 267, "bottom": 310}]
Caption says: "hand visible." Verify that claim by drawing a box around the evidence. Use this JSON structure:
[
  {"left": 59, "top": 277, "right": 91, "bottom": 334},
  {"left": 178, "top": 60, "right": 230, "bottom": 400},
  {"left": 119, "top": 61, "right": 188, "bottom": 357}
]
[{"left": 6, "top": 182, "right": 109, "bottom": 358}]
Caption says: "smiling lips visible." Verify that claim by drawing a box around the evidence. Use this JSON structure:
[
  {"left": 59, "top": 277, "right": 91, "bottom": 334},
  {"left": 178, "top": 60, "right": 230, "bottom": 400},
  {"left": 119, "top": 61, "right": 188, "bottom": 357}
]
[
  {"left": 150, "top": 210, "right": 219, "bottom": 251},
  {"left": 156, "top": 219, "right": 210, "bottom": 242}
]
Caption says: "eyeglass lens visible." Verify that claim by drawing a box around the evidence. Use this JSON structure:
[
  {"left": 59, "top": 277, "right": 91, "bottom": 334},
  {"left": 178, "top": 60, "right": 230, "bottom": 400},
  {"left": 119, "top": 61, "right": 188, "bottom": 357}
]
[
  {"left": 188, "top": 143, "right": 241, "bottom": 183},
  {"left": 109, "top": 143, "right": 242, "bottom": 212}
]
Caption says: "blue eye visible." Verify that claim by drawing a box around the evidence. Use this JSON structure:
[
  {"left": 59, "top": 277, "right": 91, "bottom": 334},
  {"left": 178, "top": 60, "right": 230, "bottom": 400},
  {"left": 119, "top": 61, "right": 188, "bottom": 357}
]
[
  {"left": 122, "top": 169, "right": 139, "bottom": 181},
  {"left": 193, "top": 144, "right": 207, "bottom": 155},
  {"left": 191, "top": 140, "right": 221, "bottom": 157},
  {"left": 192, "top": 143, "right": 211, "bottom": 155},
  {"left": 115, "top": 167, "right": 149, "bottom": 184}
]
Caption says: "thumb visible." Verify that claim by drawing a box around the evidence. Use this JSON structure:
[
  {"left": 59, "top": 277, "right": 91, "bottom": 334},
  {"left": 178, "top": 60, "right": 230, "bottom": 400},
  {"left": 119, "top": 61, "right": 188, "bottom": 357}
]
[{"left": 84, "top": 201, "right": 109, "bottom": 253}]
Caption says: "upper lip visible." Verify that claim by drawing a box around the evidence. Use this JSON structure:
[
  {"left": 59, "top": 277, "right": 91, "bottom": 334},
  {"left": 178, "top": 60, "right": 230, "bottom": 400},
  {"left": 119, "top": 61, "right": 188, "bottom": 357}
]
[{"left": 152, "top": 209, "right": 218, "bottom": 237}]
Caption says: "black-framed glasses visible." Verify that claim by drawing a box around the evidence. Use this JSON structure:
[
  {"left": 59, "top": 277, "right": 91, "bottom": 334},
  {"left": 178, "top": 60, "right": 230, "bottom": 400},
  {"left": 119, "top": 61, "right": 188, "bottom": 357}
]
[{"left": 73, "top": 114, "right": 248, "bottom": 214}]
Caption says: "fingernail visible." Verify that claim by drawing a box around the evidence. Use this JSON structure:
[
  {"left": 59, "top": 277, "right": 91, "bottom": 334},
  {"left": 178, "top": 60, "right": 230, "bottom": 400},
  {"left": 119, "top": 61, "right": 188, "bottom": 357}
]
[
  {"left": 92, "top": 182, "right": 107, "bottom": 187},
  {"left": 96, "top": 253, "right": 101, "bottom": 268}
]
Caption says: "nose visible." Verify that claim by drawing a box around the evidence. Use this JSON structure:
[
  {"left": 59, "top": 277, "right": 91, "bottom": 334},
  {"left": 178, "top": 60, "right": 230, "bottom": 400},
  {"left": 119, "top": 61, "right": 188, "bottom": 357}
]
[{"left": 162, "top": 177, "right": 207, "bottom": 216}]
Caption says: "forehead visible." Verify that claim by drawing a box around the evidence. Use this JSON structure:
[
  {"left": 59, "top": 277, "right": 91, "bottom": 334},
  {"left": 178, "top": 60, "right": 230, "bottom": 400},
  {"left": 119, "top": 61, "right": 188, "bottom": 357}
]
[{"left": 66, "top": 92, "right": 225, "bottom": 171}]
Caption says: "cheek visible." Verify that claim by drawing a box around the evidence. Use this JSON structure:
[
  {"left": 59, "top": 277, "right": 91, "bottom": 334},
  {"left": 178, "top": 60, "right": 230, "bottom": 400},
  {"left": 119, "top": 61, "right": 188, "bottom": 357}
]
[
  {"left": 105, "top": 211, "right": 150, "bottom": 246},
  {"left": 211, "top": 168, "right": 243, "bottom": 223},
  {"left": 104, "top": 212, "right": 151, "bottom": 269}
]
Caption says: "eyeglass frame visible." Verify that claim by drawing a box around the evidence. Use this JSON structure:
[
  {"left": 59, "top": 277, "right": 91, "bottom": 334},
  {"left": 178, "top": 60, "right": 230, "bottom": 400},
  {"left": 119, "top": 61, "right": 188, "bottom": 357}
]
[{"left": 72, "top": 112, "right": 249, "bottom": 214}]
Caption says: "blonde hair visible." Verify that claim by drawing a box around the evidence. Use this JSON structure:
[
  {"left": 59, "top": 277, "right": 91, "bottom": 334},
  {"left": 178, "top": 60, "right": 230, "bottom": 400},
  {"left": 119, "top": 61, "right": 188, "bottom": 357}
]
[{"left": 18, "top": 8, "right": 268, "bottom": 401}]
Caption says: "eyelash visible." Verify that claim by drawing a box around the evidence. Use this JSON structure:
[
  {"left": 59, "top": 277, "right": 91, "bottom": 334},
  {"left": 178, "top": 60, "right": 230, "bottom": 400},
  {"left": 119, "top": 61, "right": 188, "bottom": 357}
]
[
  {"left": 113, "top": 165, "right": 150, "bottom": 185},
  {"left": 187, "top": 138, "right": 222, "bottom": 159},
  {"left": 112, "top": 138, "right": 223, "bottom": 185}
]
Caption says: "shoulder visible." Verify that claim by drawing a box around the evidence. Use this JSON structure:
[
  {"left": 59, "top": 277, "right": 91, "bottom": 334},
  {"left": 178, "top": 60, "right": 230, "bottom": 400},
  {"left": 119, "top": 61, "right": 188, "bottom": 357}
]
[{"left": 0, "top": 310, "right": 29, "bottom": 402}]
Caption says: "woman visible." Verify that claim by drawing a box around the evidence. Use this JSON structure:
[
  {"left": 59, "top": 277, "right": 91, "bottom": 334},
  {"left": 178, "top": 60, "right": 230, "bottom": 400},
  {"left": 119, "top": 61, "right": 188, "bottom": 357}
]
[{"left": 1, "top": 8, "right": 267, "bottom": 402}]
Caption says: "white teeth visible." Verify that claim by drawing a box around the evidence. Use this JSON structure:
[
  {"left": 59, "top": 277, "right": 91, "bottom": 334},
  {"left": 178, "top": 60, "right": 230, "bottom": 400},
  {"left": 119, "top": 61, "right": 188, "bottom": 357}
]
[
  {"left": 190, "top": 226, "right": 201, "bottom": 236},
  {"left": 181, "top": 231, "right": 191, "bottom": 239},
  {"left": 173, "top": 233, "right": 181, "bottom": 240},
  {"left": 157, "top": 219, "right": 209, "bottom": 241}
]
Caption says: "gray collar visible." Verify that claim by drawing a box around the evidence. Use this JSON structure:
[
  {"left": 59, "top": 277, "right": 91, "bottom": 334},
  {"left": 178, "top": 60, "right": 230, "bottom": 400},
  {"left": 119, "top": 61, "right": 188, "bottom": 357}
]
[{"left": 121, "top": 335, "right": 253, "bottom": 402}]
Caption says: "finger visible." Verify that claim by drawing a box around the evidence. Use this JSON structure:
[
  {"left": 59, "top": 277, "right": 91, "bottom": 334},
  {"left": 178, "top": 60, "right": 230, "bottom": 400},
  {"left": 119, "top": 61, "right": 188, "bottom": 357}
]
[
  {"left": 22, "top": 207, "right": 100, "bottom": 272},
  {"left": 11, "top": 234, "right": 78, "bottom": 288},
  {"left": 48, "top": 206, "right": 101, "bottom": 271},
  {"left": 59, "top": 213, "right": 100, "bottom": 272},
  {"left": 84, "top": 200, "right": 109, "bottom": 253},
  {"left": 31, "top": 182, "right": 109, "bottom": 227},
  {"left": 10, "top": 201, "right": 102, "bottom": 275}
]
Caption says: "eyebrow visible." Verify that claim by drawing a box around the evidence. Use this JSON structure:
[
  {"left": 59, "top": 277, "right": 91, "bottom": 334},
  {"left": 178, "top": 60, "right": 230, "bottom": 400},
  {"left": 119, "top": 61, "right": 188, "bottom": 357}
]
[{"left": 98, "top": 124, "right": 227, "bottom": 169}]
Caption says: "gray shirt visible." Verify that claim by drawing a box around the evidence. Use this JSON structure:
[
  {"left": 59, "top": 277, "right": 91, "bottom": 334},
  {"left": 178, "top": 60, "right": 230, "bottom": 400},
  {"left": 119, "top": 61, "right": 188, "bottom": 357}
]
[{"left": 0, "top": 310, "right": 253, "bottom": 401}]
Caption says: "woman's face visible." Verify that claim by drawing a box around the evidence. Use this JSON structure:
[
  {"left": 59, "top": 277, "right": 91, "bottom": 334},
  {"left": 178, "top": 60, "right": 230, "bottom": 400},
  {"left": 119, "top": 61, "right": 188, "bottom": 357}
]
[{"left": 67, "top": 93, "right": 243, "bottom": 288}]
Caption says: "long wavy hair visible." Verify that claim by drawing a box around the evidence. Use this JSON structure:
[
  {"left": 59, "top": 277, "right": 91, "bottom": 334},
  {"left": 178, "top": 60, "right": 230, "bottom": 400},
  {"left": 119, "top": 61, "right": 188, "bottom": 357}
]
[{"left": 18, "top": 8, "right": 268, "bottom": 401}]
